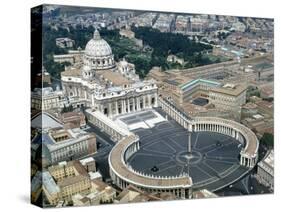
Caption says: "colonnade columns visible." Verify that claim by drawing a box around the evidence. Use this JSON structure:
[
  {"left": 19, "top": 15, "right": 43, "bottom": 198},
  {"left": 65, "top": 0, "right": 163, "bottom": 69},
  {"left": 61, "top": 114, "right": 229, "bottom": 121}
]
[
  {"left": 250, "top": 158, "right": 254, "bottom": 167},
  {"left": 232, "top": 129, "right": 235, "bottom": 138},
  {"left": 124, "top": 141, "right": 141, "bottom": 165},
  {"left": 240, "top": 155, "right": 252, "bottom": 167},
  {"left": 248, "top": 158, "right": 254, "bottom": 167},
  {"left": 240, "top": 156, "right": 243, "bottom": 165}
]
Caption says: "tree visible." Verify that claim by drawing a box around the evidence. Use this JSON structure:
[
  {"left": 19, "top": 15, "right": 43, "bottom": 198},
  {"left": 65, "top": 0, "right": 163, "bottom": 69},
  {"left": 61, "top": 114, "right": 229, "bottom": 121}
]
[
  {"left": 260, "top": 133, "right": 274, "bottom": 148},
  {"left": 131, "top": 26, "right": 213, "bottom": 71},
  {"left": 42, "top": 25, "right": 215, "bottom": 80}
]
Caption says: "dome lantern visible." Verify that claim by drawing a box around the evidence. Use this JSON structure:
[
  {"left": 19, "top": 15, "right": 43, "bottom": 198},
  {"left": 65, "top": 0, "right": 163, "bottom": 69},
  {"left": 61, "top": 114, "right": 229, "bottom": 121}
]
[{"left": 93, "top": 29, "right": 101, "bottom": 40}]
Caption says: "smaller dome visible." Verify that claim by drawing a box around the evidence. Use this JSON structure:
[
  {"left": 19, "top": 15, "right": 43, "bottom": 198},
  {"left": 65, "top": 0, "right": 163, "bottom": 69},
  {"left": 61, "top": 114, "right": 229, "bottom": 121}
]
[{"left": 120, "top": 57, "right": 127, "bottom": 64}]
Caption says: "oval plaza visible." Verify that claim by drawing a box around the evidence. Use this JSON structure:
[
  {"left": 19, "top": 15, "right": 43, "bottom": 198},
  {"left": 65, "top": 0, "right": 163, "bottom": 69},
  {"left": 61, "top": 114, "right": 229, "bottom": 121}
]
[{"left": 106, "top": 100, "right": 259, "bottom": 198}]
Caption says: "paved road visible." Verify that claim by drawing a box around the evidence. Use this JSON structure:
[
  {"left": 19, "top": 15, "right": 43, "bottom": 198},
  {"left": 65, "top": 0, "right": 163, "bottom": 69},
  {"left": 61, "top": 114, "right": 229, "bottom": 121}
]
[{"left": 215, "top": 170, "right": 272, "bottom": 196}]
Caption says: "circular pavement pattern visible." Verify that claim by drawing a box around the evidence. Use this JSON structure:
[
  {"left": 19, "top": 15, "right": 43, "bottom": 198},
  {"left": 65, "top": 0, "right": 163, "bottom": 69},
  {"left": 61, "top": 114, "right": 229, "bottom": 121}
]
[
  {"left": 175, "top": 150, "right": 202, "bottom": 165},
  {"left": 127, "top": 120, "right": 250, "bottom": 190}
]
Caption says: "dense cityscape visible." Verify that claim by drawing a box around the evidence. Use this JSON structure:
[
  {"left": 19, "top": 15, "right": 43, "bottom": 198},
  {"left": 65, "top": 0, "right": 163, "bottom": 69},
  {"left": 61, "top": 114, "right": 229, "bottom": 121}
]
[{"left": 31, "top": 5, "right": 274, "bottom": 208}]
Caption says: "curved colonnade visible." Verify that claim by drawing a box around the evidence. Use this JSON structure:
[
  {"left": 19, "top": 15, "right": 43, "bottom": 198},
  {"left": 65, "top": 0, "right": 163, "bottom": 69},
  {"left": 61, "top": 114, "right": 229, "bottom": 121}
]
[
  {"left": 159, "top": 98, "right": 259, "bottom": 168},
  {"left": 109, "top": 134, "right": 193, "bottom": 199},
  {"left": 105, "top": 98, "right": 259, "bottom": 199},
  {"left": 192, "top": 117, "right": 258, "bottom": 167}
]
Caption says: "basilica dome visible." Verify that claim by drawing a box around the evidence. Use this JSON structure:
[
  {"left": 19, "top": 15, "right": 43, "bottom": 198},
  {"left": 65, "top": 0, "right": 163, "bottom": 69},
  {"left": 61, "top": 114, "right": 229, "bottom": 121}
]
[
  {"left": 83, "top": 29, "right": 115, "bottom": 74},
  {"left": 85, "top": 29, "right": 112, "bottom": 57}
]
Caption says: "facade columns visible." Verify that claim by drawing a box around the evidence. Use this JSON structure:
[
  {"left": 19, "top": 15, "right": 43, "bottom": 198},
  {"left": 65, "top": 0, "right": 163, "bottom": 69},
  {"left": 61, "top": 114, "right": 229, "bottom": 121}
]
[
  {"left": 120, "top": 100, "right": 123, "bottom": 114},
  {"left": 154, "top": 93, "right": 158, "bottom": 107},
  {"left": 139, "top": 97, "right": 142, "bottom": 110},
  {"left": 115, "top": 101, "right": 119, "bottom": 115},
  {"left": 91, "top": 94, "right": 95, "bottom": 105},
  {"left": 108, "top": 102, "right": 112, "bottom": 117},
  {"left": 136, "top": 97, "right": 140, "bottom": 111},
  {"left": 132, "top": 98, "right": 136, "bottom": 112},
  {"left": 143, "top": 96, "right": 146, "bottom": 109},
  {"left": 121, "top": 100, "right": 123, "bottom": 114},
  {"left": 127, "top": 99, "right": 131, "bottom": 113},
  {"left": 100, "top": 104, "right": 104, "bottom": 114},
  {"left": 148, "top": 94, "right": 151, "bottom": 108}
]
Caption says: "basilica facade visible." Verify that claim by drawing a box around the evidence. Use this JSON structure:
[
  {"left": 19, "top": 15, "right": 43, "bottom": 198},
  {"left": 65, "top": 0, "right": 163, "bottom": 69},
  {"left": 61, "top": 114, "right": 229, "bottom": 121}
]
[{"left": 61, "top": 29, "right": 158, "bottom": 118}]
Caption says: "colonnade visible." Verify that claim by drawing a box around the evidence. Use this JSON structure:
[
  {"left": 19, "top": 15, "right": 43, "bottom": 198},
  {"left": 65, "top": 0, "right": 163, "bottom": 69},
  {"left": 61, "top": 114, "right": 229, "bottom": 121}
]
[
  {"left": 158, "top": 97, "right": 191, "bottom": 130},
  {"left": 124, "top": 141, "right": 140, "bottom": 161},
  {"left": 108, "top": 133, "right": 193, "bottom": 199},
  {"left": 159, "top": 97, "right": 258, "bottom": 169},
  {"left": 107, "top": 97, "right": 259, "bottom": 199},
  {"left": 192, "top": 120, "right": 257, "bottom": 168},
  {"left": 109, "top": 167, "right": 192, "bottom": 199},
  {"left": 85, "top": 109, "right": 130, "bottom": 142},
  {"left": 193, "top": 123, "right": 244, "bottom": 143},
  {"left": 240, "top": 155, "right": 256, "bottom": 168}
]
